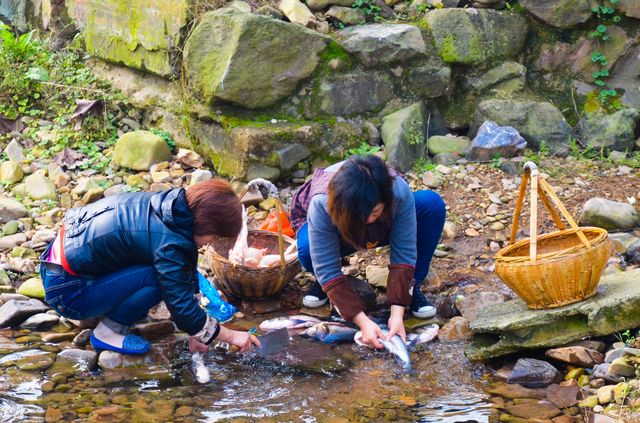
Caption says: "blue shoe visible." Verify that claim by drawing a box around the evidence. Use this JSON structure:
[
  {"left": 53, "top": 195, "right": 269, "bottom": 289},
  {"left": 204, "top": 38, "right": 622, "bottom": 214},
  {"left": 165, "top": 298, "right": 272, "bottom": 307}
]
[{"left": 90, "top": 332, "right": 151, "bottom": 355}]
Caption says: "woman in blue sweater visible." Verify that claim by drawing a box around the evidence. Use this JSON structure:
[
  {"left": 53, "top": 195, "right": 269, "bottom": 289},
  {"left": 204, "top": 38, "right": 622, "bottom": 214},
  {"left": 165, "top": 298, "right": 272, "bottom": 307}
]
[{"left": 290, "top": 155, "right": 446, "bottom": 349}]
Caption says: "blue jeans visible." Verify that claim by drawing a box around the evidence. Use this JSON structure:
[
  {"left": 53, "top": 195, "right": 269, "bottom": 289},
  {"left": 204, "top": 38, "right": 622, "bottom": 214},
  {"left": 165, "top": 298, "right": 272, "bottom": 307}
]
[
  {"left": 297, "top": 190, "right": 446, "bottom": 286},
  {"left": 40, "top": 244, "right": 161, "bottom": 327}
]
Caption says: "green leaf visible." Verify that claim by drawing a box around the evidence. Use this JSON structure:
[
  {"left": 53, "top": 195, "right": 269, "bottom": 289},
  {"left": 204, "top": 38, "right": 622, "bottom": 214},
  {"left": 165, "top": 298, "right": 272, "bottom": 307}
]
[
  {"left": 613, "top": 16, "right": 621, "bottom": 22},
  {"left": 597, "top": 25, "right": 607, "bottom": 33},
  {"left": 592, "top": 71, "right": 601, "bottom": 79},
  {"left": 600, "top": 69, "right": 610, "bottom": 77},
  {"left": 602, "top": 35, "right": 609, "bottom": 40},
  {"left": 595, "top": 80, "right": 606, "bottom": 86},
  {"left": 591, "top": 6, "right": 599, "bottom": 12},
  {"left": 25, "top": 67, "right": 49, "bottom": 81}
]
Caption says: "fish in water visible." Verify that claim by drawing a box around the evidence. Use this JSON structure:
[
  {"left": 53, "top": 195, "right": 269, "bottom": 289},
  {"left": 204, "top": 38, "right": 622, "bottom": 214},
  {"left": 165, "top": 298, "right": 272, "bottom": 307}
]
[
  {"left": 191, "top": 352, "right": 210, "bottom": 384},
  {"left": 302, "top": 322, "right": 358, "bottom": 344},
  {"left": 406, "top": 324, "right": 439, "bottom": 351},
  {"left": 259, "top": 315, "right": 322, "bottom": 334},
  {"left": 354, "top": 329, "right": 412, "bottom": 371}
]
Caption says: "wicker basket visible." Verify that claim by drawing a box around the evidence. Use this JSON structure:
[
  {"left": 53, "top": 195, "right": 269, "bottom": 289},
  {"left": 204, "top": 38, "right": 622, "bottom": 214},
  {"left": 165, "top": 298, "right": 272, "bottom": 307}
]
[
  {"left": 206, "top": 197, "right": 301, "bottom": 300},
  {"left": 495, "top": 162, "right": 612, "bottom": 310}
]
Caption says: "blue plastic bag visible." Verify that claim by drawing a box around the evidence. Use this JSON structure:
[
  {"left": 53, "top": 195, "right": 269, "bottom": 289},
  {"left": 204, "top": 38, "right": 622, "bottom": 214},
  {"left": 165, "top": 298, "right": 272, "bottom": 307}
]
[{"left": 197, "top": 272, "right": 236, "bottom": 323}]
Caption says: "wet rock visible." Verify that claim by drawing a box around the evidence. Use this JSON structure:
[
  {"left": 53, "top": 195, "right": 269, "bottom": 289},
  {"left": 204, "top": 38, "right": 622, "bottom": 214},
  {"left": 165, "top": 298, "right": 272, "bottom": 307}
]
[
  {"left": 184, "top": 7, "right": 328, "bottom": 109},
  {"left": 365, "top": 265, "right": 388, "bottom": 288},
  {"left": 507, "top": 358, "right": 558, "bottom": 388},
  {"left": 315, "top": 70, "right": 394, "bottom": 116},
  {"left": 42, "top": 332, "right": 76, "bottom": 343},
  {"left": 0, "top": 293, "right": 29, "bottom": 306},
  {"left": 438, "top": 316, "right": 472, "bottom": 341},
  {"left": 577, "top": 109, "right": 640, "bottom": 152},
  {"left": 471, "top": 100, "right": 571, "bottom": 154},
  {"left": 72, "top": 329, "right": 91, "bottom": 346},
  {"left": 20, "top": 313, "right": 59, "bottom": 330},
  {"left": 15, "top": 353, "right": 55, "bottom": 371},
  {"left": 579, "top": 197, "right": 640, "bottom": 232},
  {"left": 45, "top": 407, "right": 64, "bottom": 422},
  {"left": 112, "top": 131, "right": 172, "bottom": 171},
  {"left": 338, "top": 24, "right": 426, "bottom": 68},
  {"left": 427, "top": 135, "right": 469, "bottom": 156},
  {"left": 25, "top": 172, "right": 57, "bottom": 201},
  {"left": 423, "top": 8, "right": 527, "bottom": 66},
  {"left": 17, "top": 278, "right": 44, "bottom": 300},
  {"left": 546, "top": 383, "right": 579, "bottom": 408},
  {"left": 0, "top": 299, "right": 49, "bottom": 328},
  {"left": 98, "top": 350, "right": 123, "bottom": 369},
  {"left": 519, "top": 0, "right": 592, "bottom": 28},
  {"left": 0, "top": 161, "right": 23, "bottom": 184},
  {"left": 487, "top": 382, "right": 545, "bottom": 399},
  {"left": 504, "top": 400, "right": 562, "bottom": 420},
  {"left": 592, "top": 363, "right": 623, "bottom": 383},
  {"left": 566, "top": 340, "right": 607, "bottom": 353},
  {"left": 0, "top": 198, "right": 27, "bottom": 223},
  {"left": 466, "top": 121, "right": 526, "bottom": 161},
  {"left": 545, "top": 346, "right": 604, "bottom": 367},
  {"left": 57, "top": 348, "right": 98, "bottom": 370},
  {"left": 609, "top": 357, "right": 635, "bottom": 377},
  {"left": 604, "top": 348, "right": 625, "bottom": 363},
  {"left": 467, "top": 270, "right": 640, "bottom": 360},
  {"left": 435, "top": 295, "right": 459, "bottom": 318},
  {"left": 455, "top": 291, "right": 505, "bottom": 322},
  {"left": 381, "top": 102, "right": 426, "bottom": 172},
  {"left": 132, "top": 321, "right": 175, "bottom": 341}
]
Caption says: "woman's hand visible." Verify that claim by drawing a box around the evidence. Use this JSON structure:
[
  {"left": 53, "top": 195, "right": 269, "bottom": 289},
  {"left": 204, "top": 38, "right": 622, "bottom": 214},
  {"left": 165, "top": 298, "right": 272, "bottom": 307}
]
[
  {"left": 189, "top": 336, "right": 209, "bottom": 353},
  {"left": 386, "top": 305, "right": 406, "bottom": 342},
  {"left": 353, "top": 312, "right": 385, "bottom": 349},
  {"left": 217, "top": 326, "right": 261, "bottom": 352}
]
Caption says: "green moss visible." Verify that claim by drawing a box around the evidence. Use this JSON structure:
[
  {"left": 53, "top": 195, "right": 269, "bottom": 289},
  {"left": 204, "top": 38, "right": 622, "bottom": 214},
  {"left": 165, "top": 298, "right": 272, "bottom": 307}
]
[
  {"left": 440, "top": 35, "right": 458, "bottom": 62},
  {"left": 320, "top": 40, "right": 352, "bottom": 66}
]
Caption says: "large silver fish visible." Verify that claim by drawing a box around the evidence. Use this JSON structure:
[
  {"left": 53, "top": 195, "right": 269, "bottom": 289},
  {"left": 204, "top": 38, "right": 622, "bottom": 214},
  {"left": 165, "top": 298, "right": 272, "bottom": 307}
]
[
  {"left": 354, "top": 329, "right": 412, "bottom": 372},
  {"left": 302, "top": 322, "right": 358, "bottom": 344},
  {"left": 191, "top": 352, "right": 210, "bottom": 384},
  {"left": 406, "top": 324, "right": 439, "bottom": 351},
  {"left": 258, "top": 315, "right": 322, "bottom": 334}
]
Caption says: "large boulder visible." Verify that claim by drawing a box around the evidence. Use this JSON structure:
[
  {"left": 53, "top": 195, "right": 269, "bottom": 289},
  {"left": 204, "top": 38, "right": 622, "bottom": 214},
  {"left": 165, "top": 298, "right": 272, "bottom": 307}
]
[
  {"left": 112, "top": 131, "right": 172, "bottom": 171},
  {"left": 0, "top": 299, "right": 49, "bottom": 328},
  {"left": 381, "top": 102, "right": 426, "bottom": 172},
  {"left": 466, "top": 270, "right": 640, "bottom": 360},
  {"left": 507, "top": 358, "right": 559, "bottom": 388},
  {"left": 427, "top": 135, "right": 469, "bottom": 156},
  {"left": 461, "top": 61, "right": 526, "bottom": 94},
  {"left": 466, "top": 121, "right": 526, "bottom": 161},
  {"left": 0, "top": 0, "right": 27, "bottom": 31},
  {"left": 609, "top": 45, "right": 640, "bottom": 109},
  {"left": 404, "top": 61, "right": 451, "bottom": 99},
  {"left": 338, "top": 24, "right": 427, "bottom": 68},
  {"left": 66, "top": 0, "right": 190, "bottom": 77},
  {"left": 579, "top": 197, "right": 640, "bottom": 232},
  {"left": 423, "top": 8, "right": 527, "bottom": 66},
  {"left": 0, "top": 198, "right": 27, "bottom": 223},
  {"left": 471, "top": 99, "right": 571, "bottom": 154},
  {"left": 315, "top": 70, "right": 394, "bottom": 116},
  {"left": 183, "top": 8, "right": 329, "bottom": 109},
  {"left": 519, "top": 0, "right": 592, "bottom": 28},
  {"left": 577, "top": 109, "right": 640, "bottom": 152}
]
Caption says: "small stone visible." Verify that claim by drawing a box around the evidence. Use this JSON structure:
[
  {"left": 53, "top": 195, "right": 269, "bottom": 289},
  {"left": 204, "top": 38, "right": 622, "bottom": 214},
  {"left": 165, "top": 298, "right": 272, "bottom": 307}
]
[
  {"left": 189, "top": 169, "right": 213, "bottom": 186},
  {"left": 365, "top": 265, "right": 388, "bottom": 288},
  {"left": 17, "top": 278, "right": 45, "bottom": 300},
  {"left": 82, "top": 188, "right": 104, "bottom": 204},
  {"left": 151, "top": 171, "right": 172, "bottom": 183},
  {"left": 25, "top": 172, "right": 57, "bottom": 201},
  {"left": 490, "top": 222, "right": 505, "bottom": 231},
  {"left": 578, "top": 395, "right": 598, "bottom": 408},
  {"left": 0, "top": 198, "right": 27, "bottom": 223},
  {"left": 4, "top": 139, "right": 25, "bottom": 163},
  {"left": 98, "top": 350, "right": 123, "bottom": 369},
  {"left": 149, "top": 183, "right": 171, "bottom": 192},
  {"left": 613, "top": 381, "right": 631, "bottom": 402},
  {"left": 508, "top": 358, "right": 559, "bottom": 388},
  {"left": 45, "top": 407, "right": 63, "bottom": 422},
  {"left": 565, "top": 368, "right": 585, "bottom": 381},
  {"left": 259, "top": 197, "right": 277, "bottom": 211},
  {"left": 504, "top": 400, "right": 562, "bottom": 420},
  {"left": 546, "top": 383, "right": 579, "bottom": 408},
  {"left": 2, "top": 220, "right": 19, "bottom": 236},
  {"left": 597, "top": 385, "right": 615, "bottom": 404},
  {"left": 131, "top": 321, "right": 175, "bottom": 341},
  {"left": 0, "top": 298, "right": 49, "bottom": 327},
  {"left": 32, "top": 229, "right": 56, "bottom": 244},
  {"left": 438, "top": 316, "right": 472, "bottom": 341},
  {"left": 486, "top": 203, "right": 499, "bottom": 216},
  {"left": 443, "top": 221, "right": 456, "bottom": 239},
  {"left": 545, "top": 346, "right": 604, "bottom": 367},
  {"left": 0, "top": 233, "right": 27, "bottom": 249},
  {"left": 609, "top": 357, "right": 635, "bottom": 377},
  {"left": 73, "top": 329, "right": 91, "bottom": 346},
  {"left": 57, "top": 348, "right": 98, "bottom": 370},
  {"left": 465, "top": 228, "right": 480, "bottom": 237},
  {"left": 422, "top": 171, "right": 444, "bottom": 188},
  {"left": 604, "top": 348, "right": 624, "bottom": 363},
  {"left": 175, "top": 405, "right": 193, "bottom": 417},
  {"left": 20, "top": 313, "right": 59, "bottom": 330},
  {"left": 0, "top": 161, "right": 23, "bottom": 183},
  {"left": 42, "top": 332, "right": 76, "bottom": 343}
]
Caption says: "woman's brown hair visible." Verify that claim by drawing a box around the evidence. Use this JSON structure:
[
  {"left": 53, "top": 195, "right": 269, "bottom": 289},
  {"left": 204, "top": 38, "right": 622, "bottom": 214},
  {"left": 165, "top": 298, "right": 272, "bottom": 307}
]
[
  {"left": 327, "top": 155, "right": 394, "bottom": 249},
  {"left": 186, "top": 179, "right": 242, "bottom": 238}
]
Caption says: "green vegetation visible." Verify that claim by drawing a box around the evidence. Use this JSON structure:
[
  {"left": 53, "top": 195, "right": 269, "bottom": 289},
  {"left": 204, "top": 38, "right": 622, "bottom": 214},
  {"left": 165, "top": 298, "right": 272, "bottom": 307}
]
[
  {"left": 588, "top": 0, "right": 624, "bottom": 112},
  {"left": 346, "top": 142, "right": 381, "bottom": 157},
  {"left": 150, "top": 128, "right": 177, "bottom": 152},
  {"left": 615, "top": 329, "right": 636, "bottom": 346},
  {"left": 352, "top": 0, "right": 383, "bottom": 22},
  {"left": 0, "top": 24, "right": 128, "bottom": 172},
  {"left": 412, "top": 158, "right": 436, "bottom": 173}
]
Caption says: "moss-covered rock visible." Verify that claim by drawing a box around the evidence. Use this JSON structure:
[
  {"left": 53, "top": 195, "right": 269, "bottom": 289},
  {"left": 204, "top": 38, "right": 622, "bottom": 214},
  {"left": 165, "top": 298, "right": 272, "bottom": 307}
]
[
  {"left": 112, "top": 131, "right": 172, "bottom": 171},
  {"left": 519, "top": 0, "right": 592, "bottom": 28},
  {"left": 577, "top": 108, "right": 640, "bottom": 152},
  {"left": 579, "top": 197, "right": 640, "bottom": 232},
  {"left": 471, "top": 99, "right": 571, "bottom": 154},
  {"left": 183, "top": 7, "right": 329, "bottom": 109},
  {"left": 25, "top": 172, "right": 57, "bottom": 201},
  {"left": 17, "top": 278, "right": 45, "bottom": 300},
  {"left": 0, "top": 161, "right": 24, "bottom": 184},
  {"left": 427, "top": 135, "right": 469, "bottom": 156},
  {"left": 66, "top": 0, "right": 190, "bottom": 77},
  {"left": 381, "top": 102, "right": 426, "bottom": 172},
  {"left": 618, "top": 0, "right": 640, "bottom": 19},
  {"left": 461, "top": 61, "right": 526, "bottom": 94},
  {"left": 423, "top": 8, "right": 527, "bottom": 67}
]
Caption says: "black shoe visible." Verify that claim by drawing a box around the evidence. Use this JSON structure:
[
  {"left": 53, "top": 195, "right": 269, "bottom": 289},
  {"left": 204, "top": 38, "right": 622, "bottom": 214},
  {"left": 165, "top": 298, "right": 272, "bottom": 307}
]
[
  {"left": 302, "top": 281, "right": 328, "bottom": 308},
  {"left": 411, "top": 289, "right": 436, "bottom": 319}
]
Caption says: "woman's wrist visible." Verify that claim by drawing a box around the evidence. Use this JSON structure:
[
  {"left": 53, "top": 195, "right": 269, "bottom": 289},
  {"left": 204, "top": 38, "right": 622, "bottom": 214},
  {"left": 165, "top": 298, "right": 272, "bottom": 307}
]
[
  {"left": 215, "top": 325, "right": 233, "bottom": 343},
  {"left": 352, "top": 311, "right": 370, "bottom": 329},
  {"left": 390, "top": 305, "right": 405, "bottom": 320}
]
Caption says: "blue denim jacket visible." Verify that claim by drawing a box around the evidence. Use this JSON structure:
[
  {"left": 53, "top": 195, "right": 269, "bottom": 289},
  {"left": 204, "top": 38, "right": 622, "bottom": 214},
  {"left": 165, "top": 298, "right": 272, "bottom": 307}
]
[{"left": 307, "top": 172, "right": 417, "bottom": 287}]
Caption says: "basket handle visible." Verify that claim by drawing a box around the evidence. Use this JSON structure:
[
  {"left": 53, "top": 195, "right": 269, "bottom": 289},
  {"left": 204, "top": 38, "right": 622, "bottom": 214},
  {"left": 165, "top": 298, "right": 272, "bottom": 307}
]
[
  {"left": 509, "top": 162, "right": 591, "bottom": 262},
  {"left": 274, "top": 198, "right": 287, "bottom": 271}
]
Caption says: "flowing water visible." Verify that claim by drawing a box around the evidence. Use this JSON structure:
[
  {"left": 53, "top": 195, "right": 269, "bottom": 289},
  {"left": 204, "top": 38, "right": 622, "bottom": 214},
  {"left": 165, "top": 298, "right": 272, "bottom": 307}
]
[{"left": 0, "top": 333, "right": 497, "bottom": 422}]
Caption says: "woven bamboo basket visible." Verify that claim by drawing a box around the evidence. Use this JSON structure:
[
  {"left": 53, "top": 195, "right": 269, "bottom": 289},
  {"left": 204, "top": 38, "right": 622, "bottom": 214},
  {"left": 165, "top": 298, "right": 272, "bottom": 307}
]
[
  {"left": 495, "top": 162, "right": 612, "bottom": 310},
  {"left": 206, "top": 199, "right": 301, "bottom": 300}
]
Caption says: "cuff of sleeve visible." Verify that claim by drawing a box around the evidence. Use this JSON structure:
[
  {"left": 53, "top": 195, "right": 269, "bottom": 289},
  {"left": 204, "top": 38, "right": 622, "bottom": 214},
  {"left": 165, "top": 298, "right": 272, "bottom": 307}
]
[
  {"left": 193, "top": 315, "right": 220, "bottom": 345},
  {"left": 386, "top": 264, "right": 415, "bottom": 307},
  {"left": 322, "top": 276, "right": 364, "bottom": 322}
]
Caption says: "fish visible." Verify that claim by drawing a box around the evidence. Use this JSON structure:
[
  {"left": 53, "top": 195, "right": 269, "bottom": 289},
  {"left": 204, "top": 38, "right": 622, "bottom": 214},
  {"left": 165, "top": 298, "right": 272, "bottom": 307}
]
[
  {"left": 301, "top": 322, "right": 358, "bottom": 344},
  {"left": 191, "top": 352, "right": 210, "bottom": 384},
  {"left": 406, "top": 324, "right": 439, "bottom": 351},
  {"left": 354, "top": 329, "right": 412, "bottom": 372},
  {"left": 259, "top": 315, "right": 322, "bottom": 334}
]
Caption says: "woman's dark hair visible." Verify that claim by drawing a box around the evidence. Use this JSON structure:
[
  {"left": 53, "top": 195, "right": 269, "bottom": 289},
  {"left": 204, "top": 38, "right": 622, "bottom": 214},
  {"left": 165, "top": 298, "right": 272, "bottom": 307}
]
[
  {"left": 327, "top": 155, "right": 394, "bottom": 249},
  {"left": 186, "top": 179, "right": 242, "bottom": 238}
]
